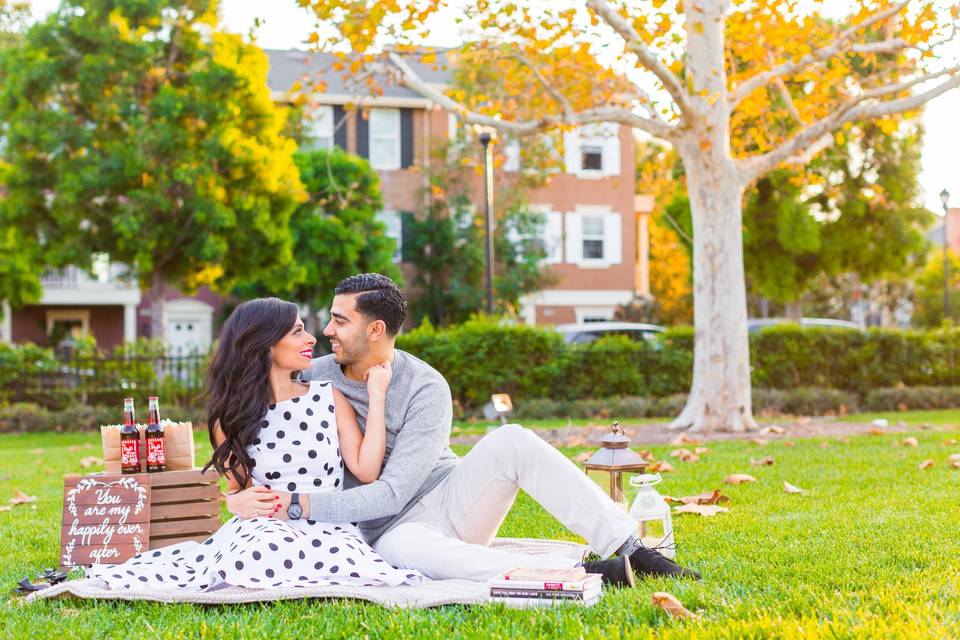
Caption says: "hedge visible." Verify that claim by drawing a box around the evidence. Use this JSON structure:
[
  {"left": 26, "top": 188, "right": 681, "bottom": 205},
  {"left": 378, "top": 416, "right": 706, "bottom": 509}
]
[{"left": 397, "top": 319, "right": 960, "bottom": 409}]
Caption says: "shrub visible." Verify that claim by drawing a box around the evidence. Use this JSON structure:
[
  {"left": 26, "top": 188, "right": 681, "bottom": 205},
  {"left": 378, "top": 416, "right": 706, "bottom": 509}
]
[
  {"left": 0, "top": 403, "right": 53, "bottom": 433},
  {"left": 862, "top": 386, "right": 960, "bottom": 411}
]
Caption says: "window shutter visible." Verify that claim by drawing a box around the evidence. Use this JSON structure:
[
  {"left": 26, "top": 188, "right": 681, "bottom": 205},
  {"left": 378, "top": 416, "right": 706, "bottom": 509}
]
[
  {"left": 564, "top": 212, "right": 582, "bottom": 263},
  {"left": 356, "top": 111, "right": 369, "bottom": 158},
  {"left": 544, "top": 211, "right": 564, "bottom": 264},
  {"left": 333, "top": 105, "right": 347, "bottom": 150},
  {"left": 400, "top": 108, "right": 414, "bottom": 168},
  {"left": 604, "top": 212, "right": 622, "bottom": 264},
  {"left": 563, "top": 130, "right": 580, "bottom": 175},
  {"left": 602, "top": 124, "right": 621, "bottom": 176}
]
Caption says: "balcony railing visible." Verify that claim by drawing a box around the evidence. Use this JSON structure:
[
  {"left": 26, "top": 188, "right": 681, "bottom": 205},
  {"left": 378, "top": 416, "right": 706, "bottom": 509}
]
[{"left": 41, "top": 265, "right": 138, "bottom": 290}]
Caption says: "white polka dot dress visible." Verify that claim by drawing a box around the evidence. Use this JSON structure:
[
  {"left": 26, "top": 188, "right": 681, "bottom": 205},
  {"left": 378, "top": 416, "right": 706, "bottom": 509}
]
[{"left": 87, "top": 380, "right": 424, "bottom": 592}]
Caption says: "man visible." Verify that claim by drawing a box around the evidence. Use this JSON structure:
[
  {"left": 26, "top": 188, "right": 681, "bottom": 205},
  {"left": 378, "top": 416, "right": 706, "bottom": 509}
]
[{"left": 277, "top": 273, "right": 699, "bottom": 586}]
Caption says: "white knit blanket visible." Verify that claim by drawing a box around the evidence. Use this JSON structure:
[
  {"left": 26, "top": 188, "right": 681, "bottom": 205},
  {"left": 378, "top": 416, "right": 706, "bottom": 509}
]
[{"left": 25, "top": 538, "right": 588, "bottom": 609}]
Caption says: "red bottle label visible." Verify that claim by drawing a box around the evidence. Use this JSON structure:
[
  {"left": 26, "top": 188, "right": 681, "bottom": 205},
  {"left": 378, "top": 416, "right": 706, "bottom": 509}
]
[
  {"left": 120, "top": 439, "right": 140, "bottom": 467},
  {"left": 147, "top": 438, "right": 166, "bottom": 465}
]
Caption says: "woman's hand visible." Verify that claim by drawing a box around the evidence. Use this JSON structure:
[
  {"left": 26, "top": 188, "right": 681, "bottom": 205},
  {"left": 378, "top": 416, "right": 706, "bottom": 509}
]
[
  {"left": 364, "top": 360, "right": 393, "bottom": 399},
  {"left": 225, "top": 485, "right": 280, "bottom": 520}
]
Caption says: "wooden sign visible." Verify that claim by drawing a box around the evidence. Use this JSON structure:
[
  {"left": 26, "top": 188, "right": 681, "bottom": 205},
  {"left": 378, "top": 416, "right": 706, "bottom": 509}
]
[{"left": 60, "top": 474, "right": 151, "bottom": 567}]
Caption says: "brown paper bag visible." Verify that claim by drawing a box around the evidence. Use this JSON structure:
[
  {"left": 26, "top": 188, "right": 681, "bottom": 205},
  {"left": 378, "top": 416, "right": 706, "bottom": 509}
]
[{"left": 101, "top": 421, "right": 196, "bottom": 473}]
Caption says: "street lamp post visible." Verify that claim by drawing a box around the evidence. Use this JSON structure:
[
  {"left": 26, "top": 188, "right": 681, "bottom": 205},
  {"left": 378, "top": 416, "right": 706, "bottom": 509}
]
[
  {"left": 941, "top": 188, "right": 951, "bottom": 322},
  {"left": 479, "top": 131, "right": 495, "bottom": 315}
]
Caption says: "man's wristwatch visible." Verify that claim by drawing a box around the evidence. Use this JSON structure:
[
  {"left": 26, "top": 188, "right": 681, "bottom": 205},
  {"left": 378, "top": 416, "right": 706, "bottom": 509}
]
[{"left": 287, "top": 492, "right": 303, "bottom": 520}]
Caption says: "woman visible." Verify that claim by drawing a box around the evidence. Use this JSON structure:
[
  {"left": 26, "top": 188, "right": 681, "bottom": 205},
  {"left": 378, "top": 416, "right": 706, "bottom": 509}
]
[{"left": 87, "top": 297, "right": 422, "bottom": 591}]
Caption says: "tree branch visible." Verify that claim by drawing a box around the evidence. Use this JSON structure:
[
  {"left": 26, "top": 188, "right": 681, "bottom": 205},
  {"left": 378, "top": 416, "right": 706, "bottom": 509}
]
[
  {"left": 738, "top": 70, "right": 960, "bottom": 185},
  {"left": 386, "top": 51, "right": 679, "bottom": 141},
  {"left": 584, "top": 0, "right": 691, "bottom": 122},
  {"left": 730, "top": 0, "right": 911, "bottom": 108},
  {"left": 509, "top": 53, "right": 575, "bottom": 123}
]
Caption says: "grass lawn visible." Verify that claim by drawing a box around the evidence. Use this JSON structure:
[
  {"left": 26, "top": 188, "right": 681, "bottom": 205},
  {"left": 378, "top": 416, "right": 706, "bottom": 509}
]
[{"left": 2, "top": 411, "right": 959, "bottom": 639}]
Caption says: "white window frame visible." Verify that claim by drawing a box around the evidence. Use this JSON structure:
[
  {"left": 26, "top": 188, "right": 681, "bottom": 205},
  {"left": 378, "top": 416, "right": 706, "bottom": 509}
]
[
  {"left": 502, "top": 139, "right": 521, "bottom": 172},
  {"left": 580, "top": 144, "right": 604, "bottom": 174},
  {"left": 369, "top": 108, "right": 401, "bottom": 170},
  {"left": 377, "top": 209, "right": 403, "bottom": 262},
  {"left": 46, "top": 309, "right": 90, "bottom": 336},
  {"left": 565, "top": 206, "right": 623, "bottom": 268},
  {"left": 564, "top": 122, "right": 620, "bottom": 178},
  {"left": 305, "top": 105, "right": 334, "bottom": 150},
  {"left": 580, "top": 214, "right": 606, "bottom": 261}
]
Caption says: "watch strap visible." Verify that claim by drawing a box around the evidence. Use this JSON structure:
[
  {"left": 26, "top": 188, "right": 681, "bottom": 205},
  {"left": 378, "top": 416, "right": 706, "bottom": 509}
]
[{"left": 288, "top": 492, "right": 302, "bottom": 519}]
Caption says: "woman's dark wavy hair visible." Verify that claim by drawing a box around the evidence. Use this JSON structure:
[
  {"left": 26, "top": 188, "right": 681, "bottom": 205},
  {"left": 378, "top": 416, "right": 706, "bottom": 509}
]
[{"left": 203, "top": 297, "right": 300, "bottom": 490}]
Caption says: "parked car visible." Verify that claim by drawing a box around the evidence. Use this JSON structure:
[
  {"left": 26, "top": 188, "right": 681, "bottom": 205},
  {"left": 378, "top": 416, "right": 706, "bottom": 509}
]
[
  {"left": 554, "top": 321, "right": 665, "bottom": 344},
  {"left": 747, "top": 317, "right": 862, "bottom": 333}
]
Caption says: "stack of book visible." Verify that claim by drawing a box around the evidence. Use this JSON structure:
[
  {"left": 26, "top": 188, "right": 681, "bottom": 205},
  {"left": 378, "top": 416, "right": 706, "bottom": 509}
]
[{"left": 487, "top": 567, "right": 602, "bottom": 608}]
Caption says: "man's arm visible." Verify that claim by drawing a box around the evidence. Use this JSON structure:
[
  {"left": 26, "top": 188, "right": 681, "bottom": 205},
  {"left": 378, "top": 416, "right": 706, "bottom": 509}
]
[{"left": 278, "top": 378, "right": 453, "bottom": 522}]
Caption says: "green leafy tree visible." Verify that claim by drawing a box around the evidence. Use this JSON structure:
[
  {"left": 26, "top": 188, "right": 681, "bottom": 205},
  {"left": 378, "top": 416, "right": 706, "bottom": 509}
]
[
  {"left": 0, "top": 0, "right": 306, "bottom": 340},
  {"left": 913, "top": 251, "right": 960, "bottom": 328},
  {"left": 235, "top": 147, "right": 401, "bottom": 331}
]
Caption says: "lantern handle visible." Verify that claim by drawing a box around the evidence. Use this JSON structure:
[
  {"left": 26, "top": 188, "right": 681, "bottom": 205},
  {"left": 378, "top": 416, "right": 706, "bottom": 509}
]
[{"left": 611, "top": 421, "right": 625, "bottom": 435}]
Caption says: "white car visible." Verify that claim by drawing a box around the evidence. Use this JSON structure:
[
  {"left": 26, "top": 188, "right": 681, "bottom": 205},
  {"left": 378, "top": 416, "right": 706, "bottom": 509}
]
[
  {"left": 746, "top": 317, "right": 862, "bottom": 333},
  {"left": 554, "top": 322, "right": 665, "bottom": 344}
]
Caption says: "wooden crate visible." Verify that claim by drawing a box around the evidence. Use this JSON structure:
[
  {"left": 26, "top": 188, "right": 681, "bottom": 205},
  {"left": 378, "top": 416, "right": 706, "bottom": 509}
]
[
  {"left": 64, "top": 469, "right": 224, "bottom": 554},
  {"left": 146, "top": 468, "right": 224, "bottom": 549}
]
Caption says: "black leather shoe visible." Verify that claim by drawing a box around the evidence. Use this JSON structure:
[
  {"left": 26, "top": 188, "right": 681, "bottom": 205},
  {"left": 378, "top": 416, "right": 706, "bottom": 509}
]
[
  {"left": 629, "top": 545, "right": 701, "bottom": 580},
  {"left": 583, "top": 555, "right": 635, "bottom": 588}
]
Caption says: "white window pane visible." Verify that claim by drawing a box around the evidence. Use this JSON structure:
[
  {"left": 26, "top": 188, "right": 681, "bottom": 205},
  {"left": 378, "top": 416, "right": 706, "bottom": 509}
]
[
  {"left": 370, "top": 108, "right": 399, "bottom": 136},
  {"left": 371, "top": 139, "right": 398, "bottom": 168},
  {"left": 377, "top": 210, "right": 403, "bottom": 262},
  {"left": 582, "top": 215, "right": 604, "bottom": 237},
  {"left": 305, "top": 106, "right": 334, "bottom": 149}
]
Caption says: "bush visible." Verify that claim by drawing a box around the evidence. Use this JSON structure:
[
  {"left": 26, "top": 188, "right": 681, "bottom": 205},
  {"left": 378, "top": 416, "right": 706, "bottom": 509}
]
[
  {"left": 0, "top": 403, "right": 53, "bottom": 433},
  {"left": 862, "top": 386, "right": 960, "bottom": 411}
]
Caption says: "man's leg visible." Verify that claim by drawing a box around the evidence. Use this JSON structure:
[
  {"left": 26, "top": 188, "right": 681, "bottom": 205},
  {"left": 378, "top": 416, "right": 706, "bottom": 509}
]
[{"left": 423, "top": 423, "right": 638, "bottom": 558}]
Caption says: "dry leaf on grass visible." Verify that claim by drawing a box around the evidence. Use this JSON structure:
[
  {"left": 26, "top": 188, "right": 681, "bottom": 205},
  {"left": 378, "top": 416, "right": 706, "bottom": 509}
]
[
  {"left": 29, "top": 448, "right": 44, "bottom": 455},
  {"left": 674, "top": 503, "right": 729, "bottom": 516},
  {"left": 9, "top": 490, "right": 36, "bottom": 505},
  {"left": 724, "top": 473, "right": 757, "bottom": 485},
  {"left": 819, "top": 442, "right": 830, "bottom": 449},
  {"left": 918, "top": 459, "right": 934, "bottom": 470},
  {"left": 783, "top": 481, "right": 806, "bottom": 494},
  {"left": 783, "top": 440, "right": 796, "bottom": 447},
  {"left": 0, "top": 505, "right": 10, "bottom": 512},
  {"left": 760, "top": 425, "right": 786, "bottom": 435},
  {"left": 750, "top": 456, "right": 775, "bottom": 467},
  {"left": 902, "top": 437, "right": 919, "bottom": 447},
  {"left": 867, "top": 428, "right": 885, "bottom": 435},
  {"left": 694, "top": 447, "right": 710, "bottom": 455},
  {"left": 751, "top": 438, "right": 768, "bottom": 446},
  {"left": 79, "top": 456, "right": 103, "bottom": 469},
  {"left": 648, "top": 460, "right": 674, "bottom": 473},
  {"left": 948, "top": 453, "right": 960, "bottom": 464},
  {"left": 663, "top": 489, "right": 730, "bottom": 506},
  {"left": 573, "top": 451, "right": 592, "bottom": 463},
  {"left": 943, "top": 438, "right": 958, "bottom": 446},
  {"left": 670, "top": 433, "right": 701, "bottom": 446},
  {"left": 638, "top": 450, "right": 655, "bottom": 462},
  {"left": 652, "top": 591, "right": 699, "bottom": 619},
  {"left": 670, "top": 448, "right": 699, "bottom": 463},
  {"left": 67, "top": 443, "right": 94, "bottom": 453}
]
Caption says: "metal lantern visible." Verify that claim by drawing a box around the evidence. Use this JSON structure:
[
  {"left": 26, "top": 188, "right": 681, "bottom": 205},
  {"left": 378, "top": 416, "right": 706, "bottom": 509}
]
[
  {"left": 629, "top": 473, "right": 676, "bottom": 559},
  {"left": 582, "top": 422, "right": 648, "bottom": 507}
]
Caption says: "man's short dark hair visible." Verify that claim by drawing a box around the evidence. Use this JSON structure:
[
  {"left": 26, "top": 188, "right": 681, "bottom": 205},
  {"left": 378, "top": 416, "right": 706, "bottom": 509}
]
[{"left": 334, "top": 273, "right": 407, "bottom": 336}]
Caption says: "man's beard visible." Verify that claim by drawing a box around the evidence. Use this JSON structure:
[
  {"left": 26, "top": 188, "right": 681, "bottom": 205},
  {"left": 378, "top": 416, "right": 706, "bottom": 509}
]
[{"left": 333, "top": 334, "right": 368, "bottom": 365}]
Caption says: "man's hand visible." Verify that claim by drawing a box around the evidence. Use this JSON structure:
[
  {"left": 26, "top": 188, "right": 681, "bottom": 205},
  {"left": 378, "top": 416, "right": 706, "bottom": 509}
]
[
  {"left": 225, "top": 486, "right": 281, "bottom": 520},
  {"left": 270, "top": 491, "right": 310, "bottom": 520}
]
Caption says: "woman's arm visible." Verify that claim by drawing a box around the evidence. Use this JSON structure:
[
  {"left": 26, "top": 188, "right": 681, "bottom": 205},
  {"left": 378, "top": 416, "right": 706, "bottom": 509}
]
[
  {"left": 335, "top": 362, "right": 391, "bottom": 483},
  {"left": 214, "top": 421, "right": 278, "bottom": 518}
]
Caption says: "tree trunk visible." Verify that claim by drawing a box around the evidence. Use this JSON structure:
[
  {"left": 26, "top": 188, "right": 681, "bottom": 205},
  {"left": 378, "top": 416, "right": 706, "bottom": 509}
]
[
  {"left": 669, "top": 0, "right": 757, "bottom": 433},
  {"left": 148, "top": 271, "right": 167, "bottom": 346},
  {"left": 785, "top": 301, "right": 803, "bottom": 320}
]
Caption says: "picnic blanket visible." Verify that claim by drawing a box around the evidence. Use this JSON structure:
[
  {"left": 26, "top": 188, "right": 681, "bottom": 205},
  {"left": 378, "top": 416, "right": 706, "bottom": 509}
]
[{"left": 25, "top": 538, "right": 588, "bottom": 609}]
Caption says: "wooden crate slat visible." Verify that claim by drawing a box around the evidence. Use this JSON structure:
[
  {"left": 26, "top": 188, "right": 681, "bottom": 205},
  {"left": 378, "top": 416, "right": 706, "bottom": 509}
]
[
  {"left": 148, "top": 534, "right": 211, "bottom": 550},
  {"left": 61, "top": 544, "right": 146, "bottom": 567},
  {"left": 150, "top": 515, "right": 222, "bottom": 537},
  {"left": 150, "top": 484, "right": 221, "bottom": 504},
  {"left": 146, "top": 469, "right": 220, "bottom": 488},
  {"left": 151, "top": 501, "right": 224, "bottom": 521},
  {"left": 61, "top": 504, "right": 151, "bottom": 524}
]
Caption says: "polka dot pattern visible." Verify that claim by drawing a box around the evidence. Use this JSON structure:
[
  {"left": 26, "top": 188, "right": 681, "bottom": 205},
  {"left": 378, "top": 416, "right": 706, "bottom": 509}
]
[{"left": 86, "top": 379, "right": 423, "bottom": 593}]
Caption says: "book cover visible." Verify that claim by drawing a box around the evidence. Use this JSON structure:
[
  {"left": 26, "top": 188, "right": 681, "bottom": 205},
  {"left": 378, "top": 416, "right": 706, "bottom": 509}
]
[
  {"left": 502, "top": 567, "right": 587, "bottom": 581},
  {"left": 488, "top": 571, "right": 601, "bottom": 592},
  {"left": 489, "top": 586, "right": 602, "bottom": 600}
]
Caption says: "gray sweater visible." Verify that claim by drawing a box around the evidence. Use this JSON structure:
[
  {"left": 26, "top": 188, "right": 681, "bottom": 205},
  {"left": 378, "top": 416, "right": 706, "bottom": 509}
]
[{"left": 305, "top": 350, "right": 459, "bottom": 543}]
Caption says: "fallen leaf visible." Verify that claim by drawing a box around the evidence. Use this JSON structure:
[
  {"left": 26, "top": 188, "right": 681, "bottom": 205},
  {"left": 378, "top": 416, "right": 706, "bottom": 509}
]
[
  {"left": 819, "top": 442, "right": 830, "bottom": 449},
  {"left": 902, "top": 437, "right": 919, "bottom": 447},
  {"left": 29, "top": 448, "right": 44, "bottom": 455},
  {"left": 751, "top": 438, "right": 768, "bottom": 446},
  {"left": 573, "top": 451, "right": 592, "bottom": 463},
  {"left": 724, "top": 473, "right": 757, "bottom": 485},
  {"left": 750, "top": 456, "right": 775, "bottom": 466},
  {"left": 638, "top": 449, "right": 654, "bottom": 462},
  {"left": 673, "top": 503, "right": 729, "bottom": 517},
  {"left": 760, "top": 425, "right": 786, "bottom": 435},
  {"left": 867, "top": 428, "right": 885, "bottom": 435},
  {"left": 0, "top": 505, "right": 10, "bottom": 512},
  {"left": 783, "top": 440, "right": 796, "bottom": 447},
  {"left": 951, "top": 460, "right": 960, "bottom": 469},
  {"left": 662, "top": 489, "right": 730, "bottom": 505},
  {"left": 944, "top": 439, "right": 958, "bottom": 446},
  {"left": 670, "top": 433, "right": 701, "bottom": 446},
  {"left": 9, "top": 490, "right": 36, "bottom": 505},
  {"left": 783, "top": 481, "right": 806, "bottom": 494},
  {"left": 918, "top": 459, "right": 934, "bottom": 470},
  {"left": 648, "top": 460, "right": 674, "bottom": 473},
  {"left": 919, "top": 423, "right": 932, "bottom": 430},
  {"left": 694, "top": 447, "right": 710, "bottom": 455},
  {"left": 948, "top": 453, "right": 960, "bottom": 464},
  {"left": 669, "top": 448, "right": 691, "bottom": 458},
  {"left": 835, "top": 436, "right": 850, "bottom": 444},
  {"left": 652, "top": 591, "right": 699, "bottom": 619},
  {"left": 79, "top": 456, "right": 103, "bottom": 469},
  {"left": 67, "top": 443, "right": 94, "bottom": 452}
]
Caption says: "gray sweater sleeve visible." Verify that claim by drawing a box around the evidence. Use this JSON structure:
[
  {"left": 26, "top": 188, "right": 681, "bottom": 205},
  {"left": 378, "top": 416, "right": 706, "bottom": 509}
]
[{"left": 307, "top": 378, "right": 453, "bottom": 523}]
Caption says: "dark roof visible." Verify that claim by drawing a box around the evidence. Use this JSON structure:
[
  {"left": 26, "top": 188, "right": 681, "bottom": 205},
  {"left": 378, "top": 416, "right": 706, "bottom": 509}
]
[{"left": 264, "top": 49, "right": 453, "bottom": 99}]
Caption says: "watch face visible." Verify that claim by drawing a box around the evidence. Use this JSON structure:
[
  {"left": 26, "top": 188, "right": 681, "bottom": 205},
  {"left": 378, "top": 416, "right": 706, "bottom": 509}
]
[{"left": 288, "top": 502, "right": 303, "bottom": 519}]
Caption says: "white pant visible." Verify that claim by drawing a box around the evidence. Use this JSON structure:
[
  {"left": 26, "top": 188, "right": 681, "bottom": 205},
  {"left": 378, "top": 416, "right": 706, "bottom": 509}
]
[{"left": 372, "top": 423, "right": 639, "bottom": 581}]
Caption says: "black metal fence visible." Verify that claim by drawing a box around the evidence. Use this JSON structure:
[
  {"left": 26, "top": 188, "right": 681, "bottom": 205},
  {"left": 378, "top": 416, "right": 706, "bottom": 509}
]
[{"left": 1, "top": 350, "right": 208, "bottom": 410}]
